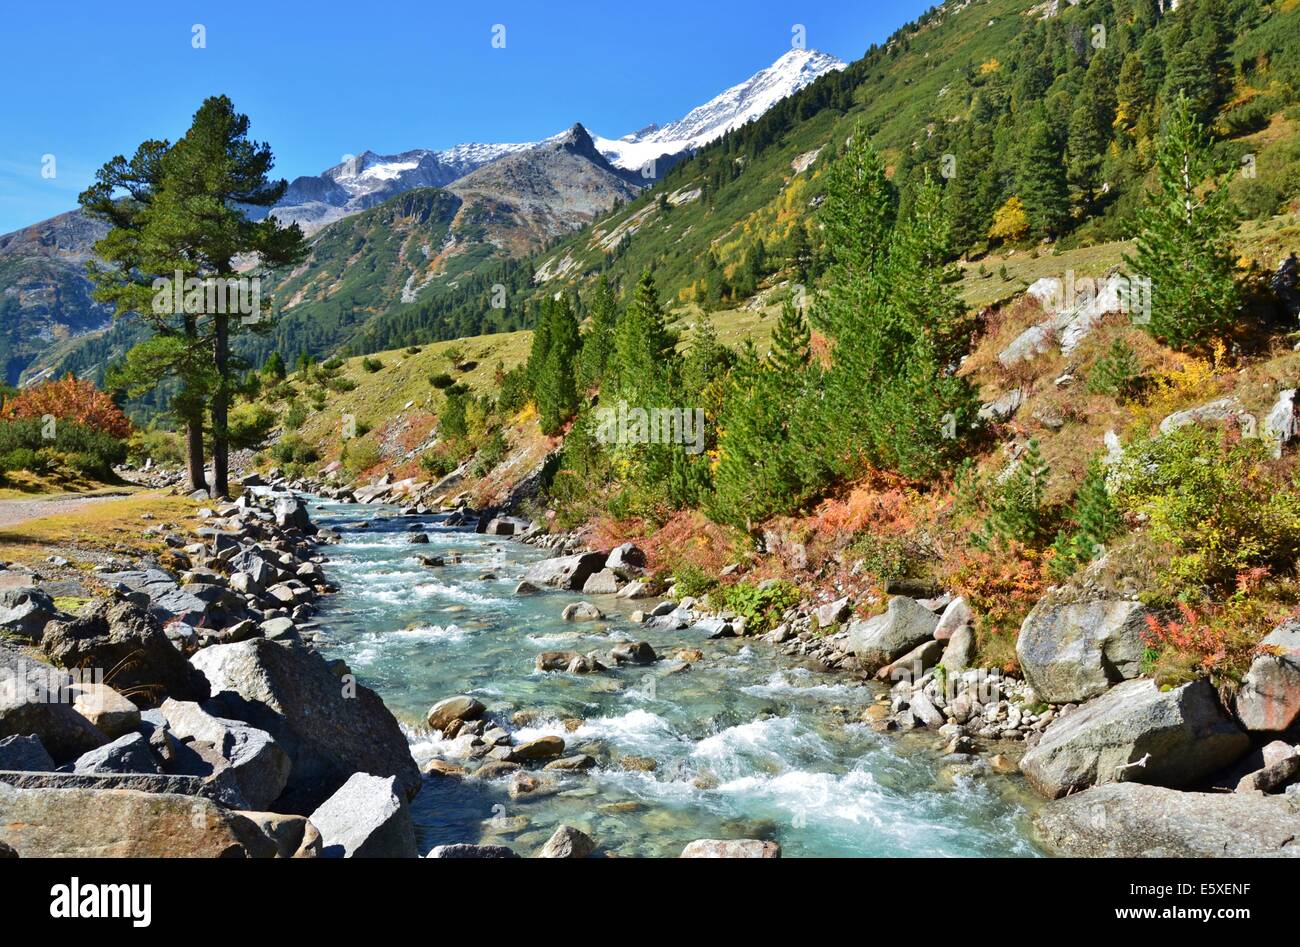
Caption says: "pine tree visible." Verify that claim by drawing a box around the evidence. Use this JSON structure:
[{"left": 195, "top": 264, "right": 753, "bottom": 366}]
[
  {"left": 262, "top": 351, "right": 287, "bottom": 381},
  {"left": 1124, "top": 91, "right": 1240, "bottom": 350},
  {"left": 535, "top": 296, "right": 579, "bottom": 435},
  {"left": 1050, "top": 460, "right": 1121, "bottom": 577},
  {"left": 979, "top": 439, "right": 1051, "bottom": 548},
  {"left": 575, "top": 280, "right": 616, "bottom": 394},
  {"left": 1018, "top": 118, "right": 1071, "bottom": 239},
  {"left": 611, "top": 269, "right": 675, "bottom": 403},
  {"left": 1085, "top": 337, "right": 1141, "bottom": 398}
]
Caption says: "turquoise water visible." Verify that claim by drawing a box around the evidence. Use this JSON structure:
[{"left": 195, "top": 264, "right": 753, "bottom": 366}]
[{"left": 308, "top": 498, "right": 1042, "bottom": 857}]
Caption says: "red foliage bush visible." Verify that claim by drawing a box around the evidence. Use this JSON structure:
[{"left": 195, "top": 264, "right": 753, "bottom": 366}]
[{"left": 1, "top": 375, "right": 132, "bottom": 439}]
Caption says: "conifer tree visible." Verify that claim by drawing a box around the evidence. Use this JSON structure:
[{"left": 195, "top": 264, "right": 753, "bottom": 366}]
[
  {"left": 535, "top": 296, "right": 579, "bottom": 435},
  {"left": 1050, "top": 460, "right": 1121, "bottom": 577},
  {"left": 1124, "top": 91, "right": 1240, "bottom": 350},
  {"left": 575, "top": 280, "right": 616, "bottom": 394},
  {"left": 1018, "top": 117, "right": 1071, "bottom": 239},
  {"left": 611, "top": 269, "right": 675, "bottom": 403}
]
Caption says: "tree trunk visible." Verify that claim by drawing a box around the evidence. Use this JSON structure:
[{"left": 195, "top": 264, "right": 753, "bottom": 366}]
[
  {"left": 212, "top": 311, "right": 230, "bottom": 498},
  {"left": 185, "top": 413, "right": 207, "bottom": 495}
]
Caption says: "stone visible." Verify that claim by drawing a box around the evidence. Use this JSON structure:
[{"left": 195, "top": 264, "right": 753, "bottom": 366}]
[
  {"left": 535, "top": 651, "right": 582, "bottom": 672},
  {"left": 608, "top": 641, "right": 656, "bottom": 665},
  {"left": 160, "top": 699, "right": 291, "bottom": 811},
  {"left": 544, "top": 754, "right": 596, "bottom": 771},
  {"left": 1234, "top": 619, "right": 1300, "bottom": 733},
  {"left": 67, "top": 682, "right": 139, "bottom": 739},
  {"left": 426, "top": 695, "right": 486, "bottom": 732},
  {"left": 814, "top": 597, "right": 851, "bottom": 628},
  {"left": 72, "top": 732, "right": 160, "bottom": 775},
  {"left": 422, "top": 758, "right": 467, "bottom": 778},
  {"left": 536, "top": 824, "right": 595, "bottom": 858},
  {"left": 932, "top": 596, "right": 972, "bottom": 641},
  {"left": 1158, "top": 396, "right": 1244, "bottom": 435},
  {"left": 1235, "top": 754, "right": 1300, "bottom": 794},
  {"left": 605, "top": 543, "right": 646, "bottom": 570},
  {"left": 561, "top": 601, "right": 603, "bottom": 621},
  {"left": 523, "top": 552, "right": 607, "bottom": 591},
  {"left": 1015, "top": 599, "right": 1148, "bottom": 704},
  {"left": 0, "top": 684, "right": 108, "bottom": 764},
  {"left": 616, "top": 579, "right": 656, "bottom": 600},
  {"left": 41, "top": 600, "right": 210, "bottom": 704},
  {"left": 581, "top": 569, "right": 621, "bottom": 595},
  {"left": 680, "top": 839, "right": 781, "bottom": 858},
  {"left": 510, "top": 735, "right": 565, "bottom": 762},
  {"left": 189, "top": 638, "right": 420, "bottom": 813},
  {"left": 1263, "top": 388, "right": 1297, "bottom": 458},
  {"left": 909, "top": 690, "right": 946, "bottom": 728},
  {"left": 513, "top": 580, "right": 541, "bottom": 596},
  {"left": 846, "top": 596, "right": 940, "bottom": 673},
  {"left": 939, "top": 622, "right": 976, "bottom": 674},
  {"left": 0, "top": 734, "right": 55, "bottom": 772},
  {"left": 0, "top": 783, "right": 277, "bottom": 857},
  {"left": 309, "top": 772, "right": 418, "bottom": 858},
  {"left": 0, "top": 588, "right": 58, "bottom": 640},
  {"left": 428, "top": 843, "right": 519, "bottom": 858},
  {"left": 1019, "top": 678, "right": 1249, "bottom": 798},
  {"left": 273, "top": 495, "right": 312, "bottom": 531},
  {"left": 239, "top": 811, "right": 322, "bottom": 857},
  {"left": 1033, "top": 782, "right": 1300, "bottom": 857},
  {"left": 876, "top": 639, "right": 944, "bottom": 682}
]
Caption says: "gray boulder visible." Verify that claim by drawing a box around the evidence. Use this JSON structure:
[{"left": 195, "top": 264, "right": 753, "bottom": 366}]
[
  {"left": 308, "top": 772, "right": 418, "bottom": 858},
  {"left": 1234, "top": 619, "right": 1300, "bottom": 733},
  {"left": 939, "top": 622, "right": 976, "bottom": 674},
  {"left": 273, "top": 495, "right": 312, "bottom": 532},
  {"left": 0, "top": 734, "right": 55, "bottom": 772},
  {"left": 1033, "top": 782, "right": 1300, "bottom": 857},
  {"left": 0, "top": 588, "right": 58, "bottom": 640},
  {"left": 190, "top": 638, "right": 420, "bottom": 813},
  {"left": 581, "top": 569, "right": 621, "bottom": 595},
  {"left": 681, "top": 838, "right": 781, "bottom": 858},
  {"left": 72, "top": 732, "right": 160, "bottom": 775},
  {"left": 0, "top": 685, "right": 108, "bottom": 764},
  {"left": 0, "top": 782, "right": 276, "bottom": 857},
  {"left": 847, "top": 596, "right": 940, "bottom": 673},
  {"left": 67, "top": 682, "right": 139, "bottom": 739},
  {"left": 605, "top": 543, "right": 646, "bottom": 570},
  {"left": 160, "top": 698, "right": 290, "bottom": 810},
  {"left": 0, "top": 768, "right": 245, "bottom": 808},
  {"left": 1015, "top": 599, "right": 1148, "bottom": 703},
  {"left": 523, "top": 552, "right": 607, "bottom": 591},
  {"left": 1019, "top": 678, "right": 1249, "bottom": 798},
  {"left": 428, "top": 843, "right": 519, "bottom": 858}
]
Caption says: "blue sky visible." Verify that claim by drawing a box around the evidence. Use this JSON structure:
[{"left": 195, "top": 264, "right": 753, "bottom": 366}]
[{"left": 0, "top": 0, "right": 932, "bottom": 233}]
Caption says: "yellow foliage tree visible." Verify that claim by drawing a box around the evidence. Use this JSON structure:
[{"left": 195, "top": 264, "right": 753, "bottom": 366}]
[{"left": 988, "top": 196, "right": 1030, "bottom": 244}]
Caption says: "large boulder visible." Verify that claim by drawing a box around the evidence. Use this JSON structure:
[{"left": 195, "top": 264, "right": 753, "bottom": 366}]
[
  {"left": 308, "top": 773, "right": 418, "bottom": 858},
  {"left": 190, "top": 638, "right": 419, "bottom": 813},
  {"left": 72, "top": 733, "right": 160, "bottom": 775},
  {"left": 273, "top": 495, "right": 312, "bottom": 532},
  {"left": 523, "top": 552, "right": 607, "bottom": 591},
  {"left": 1234, "top": 619, "right": 1300, "bottom": 733},
  {"left": 0, "top": 683, "right": 108, "bottom": 764},
  {"left": 426, "top": 695, "right": 485, "bottom": 733},
  {"left": 40, "top": 599, "right": 210, "bottom": 704},
  {"left": 0, "top": 734, "right": 55, "bottom": 772},
  {"left": 0, "top": 783, "right": 277, "bottom": 857},
  {"left": 1015, "top": 599, "right": 1147, "bottom": 704},
  {"left": 0, "top": 588, "right": 59, "bottom": 640},
  {"left": 428, "top": 843, "right": 519, "bottom": 858},
  {"left": 67, "top": 681, "right": 140, "bottom": 739},
  {"left": 847, "top": 596, "right": 940, "bottom": 673},
  {"left": 159, "top": 698, "right": 291, "bottom": 811},
  {"left": 536, "top": 824, "right": 595, "bottom": 859},
  {"left": 1034, "top": 782, "right": 1300, "bottom": 857},
  {"left": 0, "top": 769, "right": 245, "bottom": 809},
  {"left": 1019, "top": 678, "right": 1249, "bottom": 798}
]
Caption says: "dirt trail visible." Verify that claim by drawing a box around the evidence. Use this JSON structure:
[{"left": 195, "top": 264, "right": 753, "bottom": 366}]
[{"left": 0, "top": 492, "right": 135, "bottom": 531}]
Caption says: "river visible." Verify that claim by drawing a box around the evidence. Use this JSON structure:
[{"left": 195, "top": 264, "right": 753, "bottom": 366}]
[{"left": 306, "top": 496, "right": 1043, "bottom": 857}]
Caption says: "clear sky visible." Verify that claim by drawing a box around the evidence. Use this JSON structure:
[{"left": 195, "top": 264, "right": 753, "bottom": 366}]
[{"left": 0, "top": 0, "right": 933, "bottom": 233}]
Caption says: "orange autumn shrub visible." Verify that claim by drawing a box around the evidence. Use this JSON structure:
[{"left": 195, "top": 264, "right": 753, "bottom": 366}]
[
  {"left": 939, "top": 542, "right": 1051, "bottom": 671},
  {"left": 1, "top": 375, "right": 132, "bottom": 439}
]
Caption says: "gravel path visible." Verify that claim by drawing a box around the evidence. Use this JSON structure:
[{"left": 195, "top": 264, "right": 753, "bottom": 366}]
[{"left": 0, "top": 492, "right": 134, "bottom": 531}]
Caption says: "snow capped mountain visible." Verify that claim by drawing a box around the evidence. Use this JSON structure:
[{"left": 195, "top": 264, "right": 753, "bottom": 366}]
[
  {"left": 269, "top": 48, "right": 844, "bottom": 233},
  {"left": 593, "top": 48, "right": 847, "bottom": 173}
]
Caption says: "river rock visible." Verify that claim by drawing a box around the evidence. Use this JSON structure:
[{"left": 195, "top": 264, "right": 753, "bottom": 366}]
[
  {"left": 190, "top": 638, "right": 420, "bottom": 813},
  {"left": 0, "top": 782, "right": 277, "bottom": 857},
  {"left": 523, "top": 552, "right": 607, "bottom": 591},
  {"left": 939, "top": 622, "right": 976, "bottom": 674},
  {"left": 581, "top": 570, "right": 621, "bottom": 595},
  {"left": 1019, "top": 678, "right": 1249, "bottom": 798},
  {"left": 159, "top": 698, "right": 291, "bottom": 811},
  {"left": 72, "top": 732, "right": 160, "bottom": 775},
  {"left": 608, "top": 641, "right": 656, "bottom": 665},
  {"left": 41, "top": 599, "right": 210, "bottom": 704},
  {"left": 426, "top": 695, "right": 485, "bottom": 732},
  {"left": 241, "top": 811, "right": 322, "bottom": 858},
  {"left": 1235, "top": 752, "right": 1300, "bottom": 794},
  {"left": 876, "top": 639, "right": 944, "bottom": 682},
  {"left": 1033, "top": 782, "right": 1300, "bottom": 857},
  {"left": 510, "top": 735, "right": 565, "bottom": 762},
  {"left": 1015, "top": 599, "right": 1148, "bottom": 704},
  {"left": 536, "top": 824, "right": 595, "bottom": 858},
  {"left": 513, "top": 580, "right": 541, "bottom": 596},
  {"left": 0, "top": 588, "right": 59, "bottom": 640},
  {"left": 0, "top": 686, "right": 108, "bottom": 764},
  {"left": 273, "top": 495, "right": 312, "bottom": 532},
  {"left": 561, "top": 601, "right": 603, "bottom": 621},
  {"left": 933, "top": 596, "right": 972, "bottom": 641},
  {"left": 0, "top": 734, "right": 55, "bottom": 772},
  {"left": 1234, "top": 619, "right": 1300, "bottom": 733},
  {"left": 605, "top": 543, "right": 646, "bottom": 571},
  {"left": 428, "top": 843, "right": 520, "bottom": 858},
  {"left": 847, "top": 596, "right": 940, "bottom": 673},
  {"left": 814, "top": 597, "right": 851, "bottom": 628},
  {"left": 680, "top": 838, "right": 781, "bottom": 858},
  {"left": 308, "top": 772, "right": 418, "bottom": 858},
  {"left": 67, "top": 681, "right": 139, "bottom": 739}
]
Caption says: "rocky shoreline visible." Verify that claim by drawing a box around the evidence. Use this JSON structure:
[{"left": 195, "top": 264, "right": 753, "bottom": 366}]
[{"left": 4, "top": 468, "right": 1298, "bottom": 858}]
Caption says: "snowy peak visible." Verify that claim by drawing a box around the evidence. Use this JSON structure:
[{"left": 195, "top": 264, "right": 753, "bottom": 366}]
[{"left": 594, "top": 47, "right": 846, "bottom": 172}]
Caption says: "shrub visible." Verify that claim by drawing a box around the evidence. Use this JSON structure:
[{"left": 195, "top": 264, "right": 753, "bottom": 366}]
[
  {"left": 1084, "top": 338, "right": 1142, "bottom": 399},
  {"left": 429, "top": 372, "right": 455, "bottom": 389},
  {"left": 341, "top": 439, "right": 382, "bottom": 478},
  {"left": 269, "top": 436, "right": 319, "bottom": 466},
  {"left": 127, "top": 427, "right": 184, "bottom": 467},
  {"left": 714, "top": 579, "right": 801, "bottom": 634},
  {"left": 228, "top": 403, "right": 278, "bottom": 450},
  {"left": 282, "top": 402, "right": 309, "bottom": 432},
  {"left": 361, "top": 357, "right": 384, "bottom": 373},
  {"left": 1112, "top": 425, "right": 1300, "bottom": 596},
  {"left": 670, "top": 562, "right": 717, "bottom": 599},
  {"left": 1, "top": 375, "right": 132, "bottom": 439},
  {"left": 471, "top": 429, "right": 509, "bottom": 477}
]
